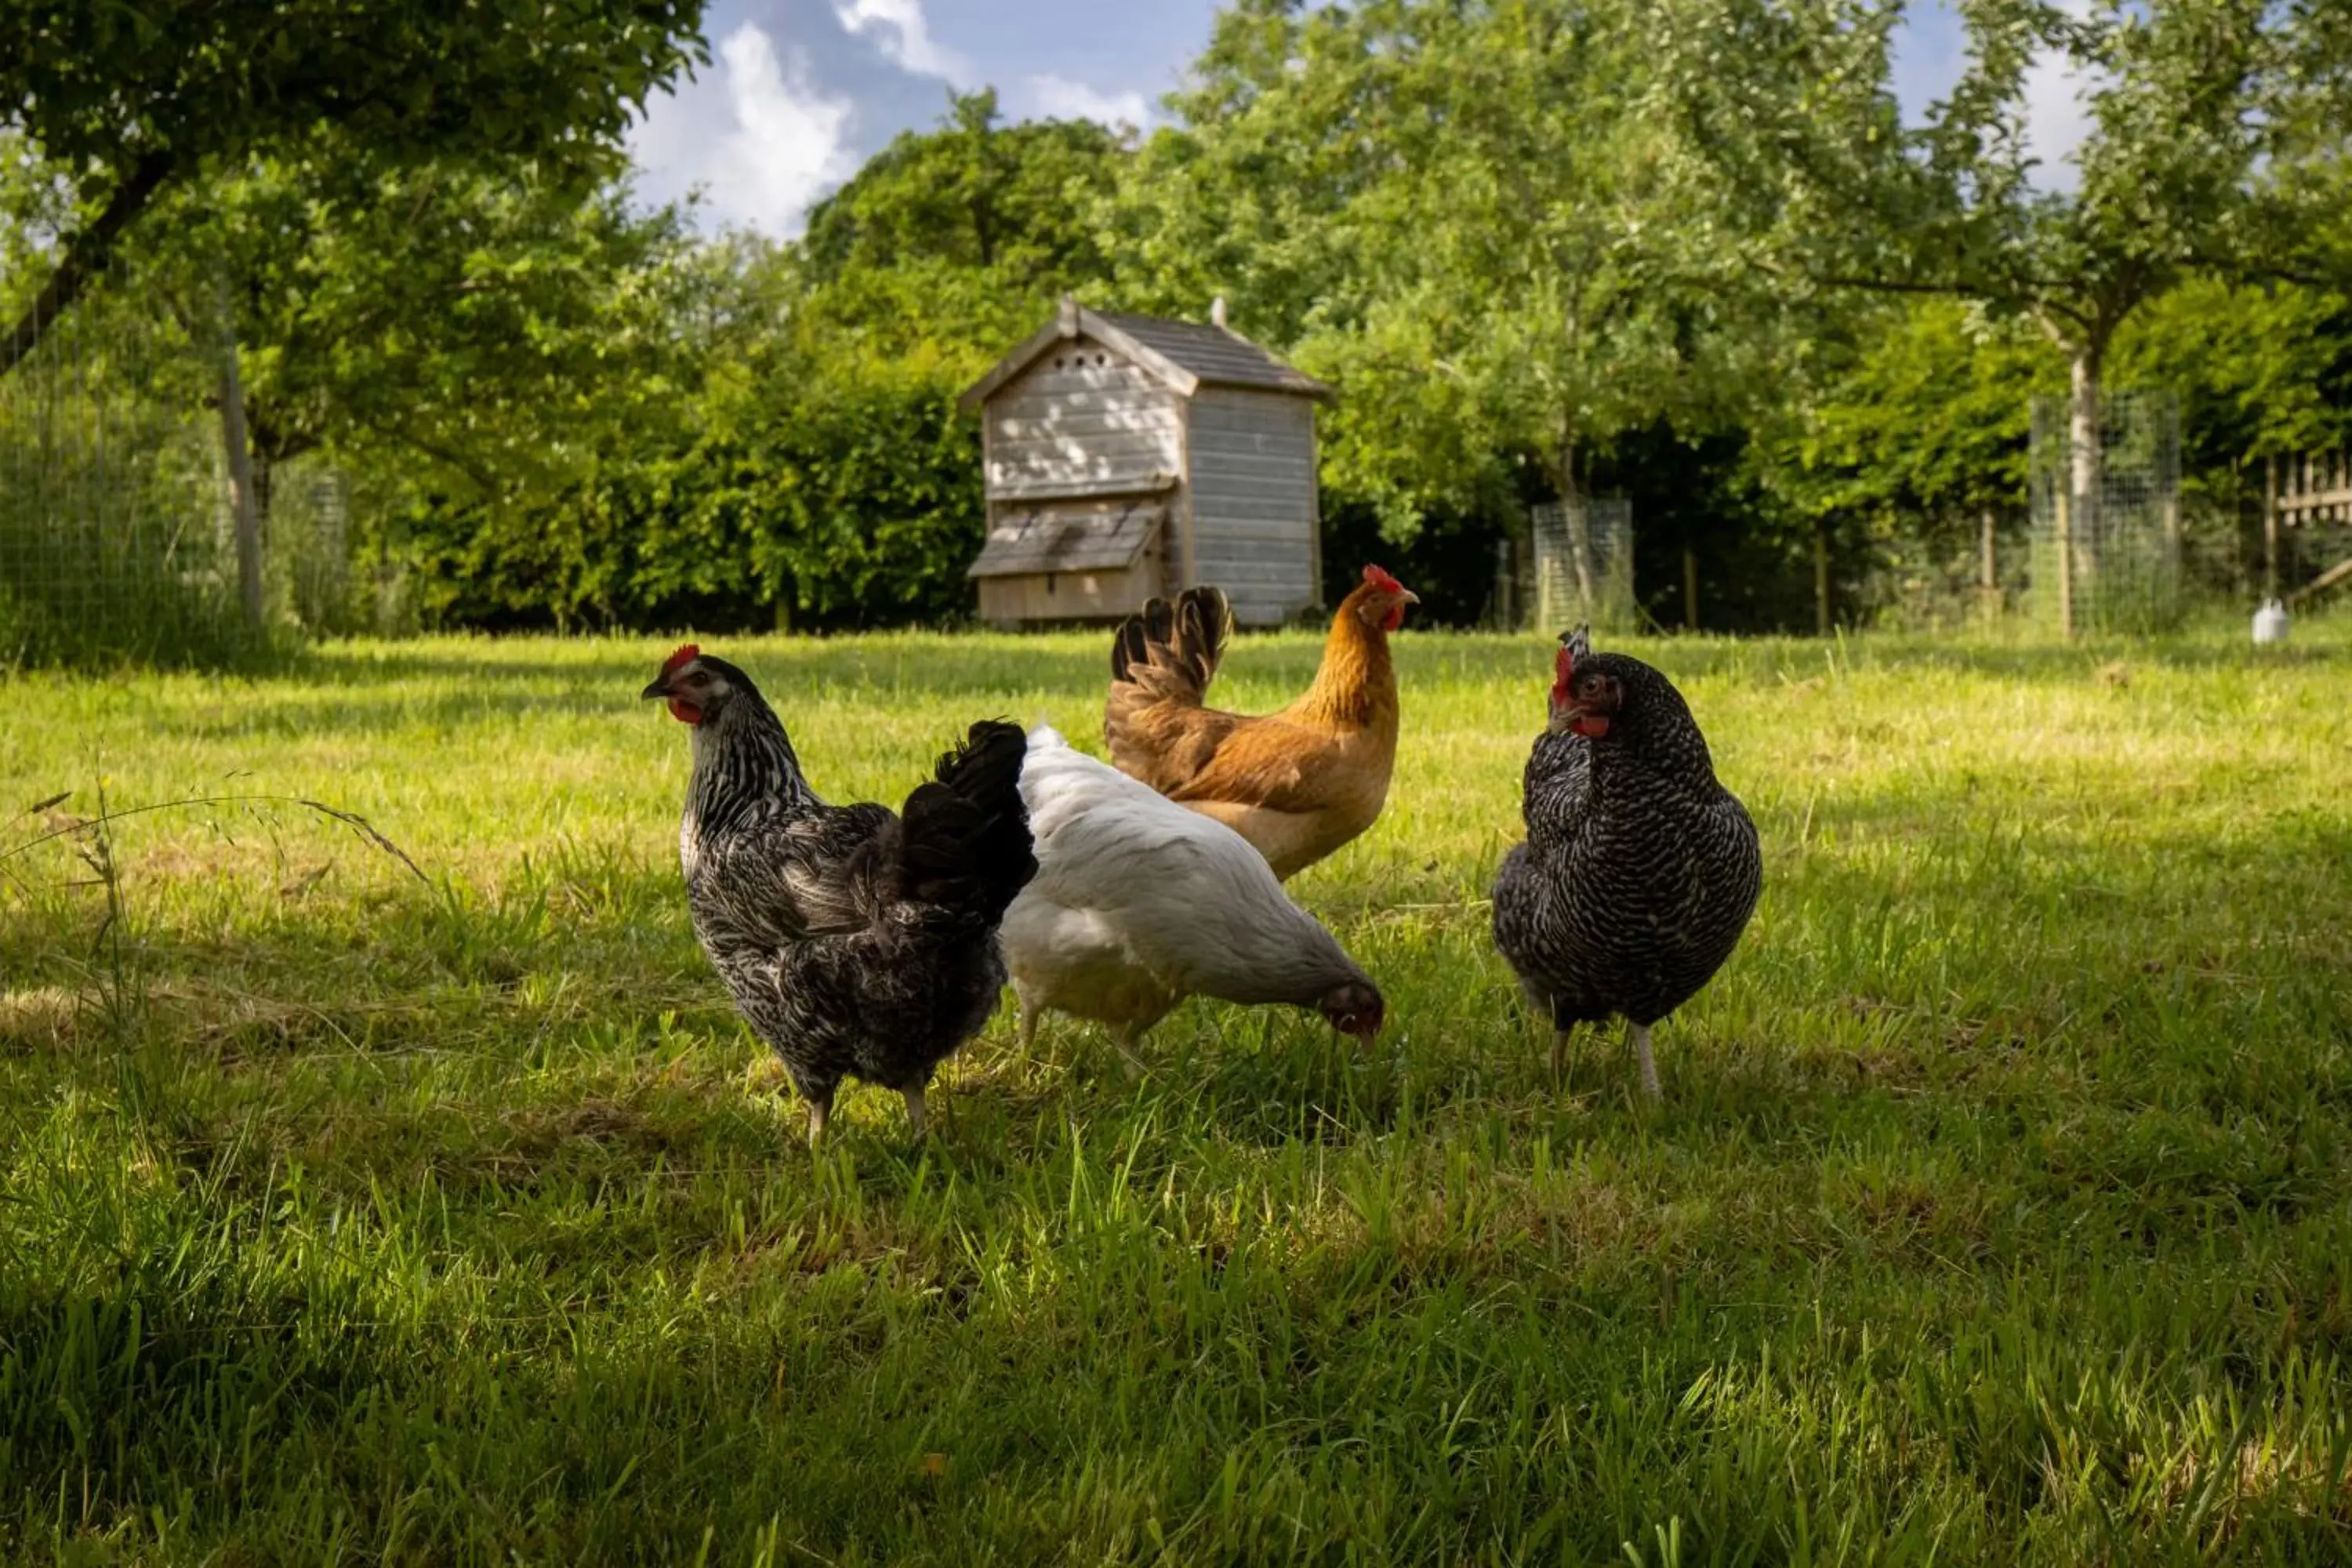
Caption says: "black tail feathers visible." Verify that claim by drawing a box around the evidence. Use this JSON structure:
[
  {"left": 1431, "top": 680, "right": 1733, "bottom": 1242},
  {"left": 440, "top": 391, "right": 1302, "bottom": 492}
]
[
  {"left": 898, "top": 720, "right": 1037, "bottom": 922},
  {"left": 1109, "top": 583, "right": 1231, "bottom": 694}
]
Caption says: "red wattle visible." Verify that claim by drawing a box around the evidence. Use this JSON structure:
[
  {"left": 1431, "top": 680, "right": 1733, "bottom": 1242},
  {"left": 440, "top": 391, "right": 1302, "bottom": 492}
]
[{"left": 668, "top": 698, "right": 704, "bottom": 725}]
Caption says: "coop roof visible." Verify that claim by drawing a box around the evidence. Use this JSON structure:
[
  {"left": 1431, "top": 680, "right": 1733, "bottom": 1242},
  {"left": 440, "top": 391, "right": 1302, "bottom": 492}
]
[
  {"left": 958, "top": 296, "right": 1334, "bottom": 411},
  {"left": 966, "top": 502, "right": 1164, "bottom": 579}
]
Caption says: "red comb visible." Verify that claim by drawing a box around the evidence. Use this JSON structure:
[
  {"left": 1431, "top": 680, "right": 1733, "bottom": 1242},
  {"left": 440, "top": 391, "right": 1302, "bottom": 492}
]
[
  {"left": 661, "top": 642, "right": 700, "bottom": 676},
  {"left": 1361, "top": 564, "right": 1403, "bottom": 593}
]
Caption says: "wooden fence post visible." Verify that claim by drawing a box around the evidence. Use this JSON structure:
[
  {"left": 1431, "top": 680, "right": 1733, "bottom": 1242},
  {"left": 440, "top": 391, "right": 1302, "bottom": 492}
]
[
  {"left": 2263, "top": 453, "right": 2279, "bottom": 599},
  {"left": 1813, "top": 526, "right": 1830, "bottom": 635}
]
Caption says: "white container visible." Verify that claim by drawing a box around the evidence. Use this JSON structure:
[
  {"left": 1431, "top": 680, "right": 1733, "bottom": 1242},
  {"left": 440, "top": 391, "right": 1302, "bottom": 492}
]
[{"left": 2252, "top": 599, "right": 2290, "bottom": 645}]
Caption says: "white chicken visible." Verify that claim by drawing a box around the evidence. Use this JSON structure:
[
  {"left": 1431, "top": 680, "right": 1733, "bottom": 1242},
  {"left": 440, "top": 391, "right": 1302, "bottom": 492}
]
[{"left": 1004, "top": 727, "right": 1385, "bottom": 1069}]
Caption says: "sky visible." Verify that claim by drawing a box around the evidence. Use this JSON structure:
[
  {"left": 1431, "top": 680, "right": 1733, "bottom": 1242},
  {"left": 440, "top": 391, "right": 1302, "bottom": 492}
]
[{"left": 626, "top": 0, "right": 2100, "bottom": 238}]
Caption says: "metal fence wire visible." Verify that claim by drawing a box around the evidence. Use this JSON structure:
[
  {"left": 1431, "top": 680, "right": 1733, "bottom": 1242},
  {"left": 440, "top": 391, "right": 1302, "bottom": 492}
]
[
  {"left": 1529, "top": 497, "right": 1635, "bottom": 633},
  {"left": 2028, "top": 390, "right": 2183, "bottom": 636},
  {"left": 0, "top": 262, "right": 245, "bottom": 666},
  {"left": 0, "top": 259, "right": 383, "bottom": 664}
]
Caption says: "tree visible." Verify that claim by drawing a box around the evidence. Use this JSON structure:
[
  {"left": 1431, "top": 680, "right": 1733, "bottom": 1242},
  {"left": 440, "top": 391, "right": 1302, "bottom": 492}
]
[
  {"left": 1770, "top": 298, "right": 2058, "bottom": 625},
  {"left": 0, "top": 0, "right": 708, "bottom": 374},
  {"left": 172, "top": 160, "right": 702, "bottom": 521},
  {"left": 1116, "top": 0, "right": 1776, "bottom": 566},
  {"left": 793, "top": 89, "right": 1129, "bottom": 370},
  {"left": 1671, "top": 0, "right": 2352, "bottom": 631}
]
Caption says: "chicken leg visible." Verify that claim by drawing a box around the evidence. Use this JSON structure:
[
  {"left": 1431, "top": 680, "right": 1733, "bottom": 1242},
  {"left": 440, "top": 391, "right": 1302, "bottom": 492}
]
[
  {"left": 1631, "top": 1022, "right": 1660, "bottom": 1102},
  {"left": 1112, "top": 1023, "right": 1149, "bottom": 1080},
  {"left": 805, "top": 1090, "right": 833, "bottom": 1147},
  {"left": 902, "top": 1083, "right": 927, "bottom": 1141},
  {"left": 1549, "top": 1026, "right": 1574, "bottom": 1082}
]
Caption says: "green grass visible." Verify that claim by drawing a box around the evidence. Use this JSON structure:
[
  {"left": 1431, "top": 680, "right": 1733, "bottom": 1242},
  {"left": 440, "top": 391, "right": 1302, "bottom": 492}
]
[{"left": 2, "top": 616, "right": 2349, "bottom": 1565}]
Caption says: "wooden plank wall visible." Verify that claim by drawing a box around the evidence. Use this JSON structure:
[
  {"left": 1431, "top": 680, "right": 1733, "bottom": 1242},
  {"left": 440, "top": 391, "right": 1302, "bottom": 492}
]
[
  {"left": 985, "top": 336, "right": 1183, "bottom": 497},
  {"left": 1187, "top": 387, "right": 1319, "bottom": 625},
  {"left": 977, "top": 564, "right": 1157, "bottom": 626}
]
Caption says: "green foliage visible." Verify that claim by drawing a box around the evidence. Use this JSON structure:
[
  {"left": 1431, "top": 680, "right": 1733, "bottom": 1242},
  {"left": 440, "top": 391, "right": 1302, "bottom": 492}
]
[
  {"left": 0, "top": 0, "right": 710, "bottom": 370},
  {"left": 2116, "top": 278, "right": 2352, "bottom": 467},
  {"left": 405, "top": 351, "right": 985, "bottom": 633},
  {"left": 139, "top": 157, "right": 705, "bottom": 503},
  {"left": 1782, "top": 300, "right": 2060, "bottom": 546},
  {"left": 0, "top": 0, "right": 705, "bottom": 179},
  {"left": 1118, "top": 0, "right": 1773, "bottom": 543},
  {"left": 798, "top": 89, "right": 1127, "bottom": 362},
  {"left": 13, "top": 3, "right": 2352, "bottom": 648}
]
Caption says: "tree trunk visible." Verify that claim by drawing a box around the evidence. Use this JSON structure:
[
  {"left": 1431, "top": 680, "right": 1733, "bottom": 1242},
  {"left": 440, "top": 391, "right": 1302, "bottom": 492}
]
[
  {"left": 216, "top": 293, "right": 265, "bottom": 630},
  {"left": 1682, "top": 547, "right": 1700, "bottom": 632},
  {"left": 1552, "top": 430, "right": 1595, "bottom": 618},
  {"left": 2060, "top": 339, "right": 2104, "bottom": 639},
  {"left": 252, "top": 445, "right": 274, "bottom": 535},
  {"left": 1980, "top": 506, "right": 1999, "bottom": 621},
  {"left": 1, "top": 152, "right": 176, "bottom": 379},
  {"left": 2263, "top": 453, "right": 2279, "bottom": 598}
]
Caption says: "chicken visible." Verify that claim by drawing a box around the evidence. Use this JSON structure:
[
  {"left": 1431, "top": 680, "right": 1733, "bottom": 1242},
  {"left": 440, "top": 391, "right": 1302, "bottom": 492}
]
[
  {"left": 1002, "top": 726, "right": 1385, "bottom": 1069},
  {"left": 642, "top": 644, "right": 1036, "bottom": 1142},
  {"left": 1102, "top": 564, "right": 1418, "bottom": 880},
  {"left": 1490, "top": 626, "right": 1762, "bottom": 1100}
]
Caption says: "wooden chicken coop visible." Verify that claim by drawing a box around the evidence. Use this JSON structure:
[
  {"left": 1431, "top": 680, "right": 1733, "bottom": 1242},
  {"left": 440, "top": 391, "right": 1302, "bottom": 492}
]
[{"left": 960, "top": 295, "right": 1334, "bottom": 628}]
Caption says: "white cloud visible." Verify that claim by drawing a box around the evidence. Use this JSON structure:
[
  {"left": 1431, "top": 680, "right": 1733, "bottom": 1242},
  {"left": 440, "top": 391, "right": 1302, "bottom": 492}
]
[
  {"left": 833, "top": 0, "right": 972, "bottom": 85},
  {"left": 2020, "top": 50, "right": 2099, "bottom": 193},
  {"left": 2016, "top": 0, "right": 2108, "bottom": 193},
  {"left": 629, "top": 22, "right": 857, "bottom": 238},
  {"left": 1022, "top": 73, "right": 1152, "bottom": 130}
]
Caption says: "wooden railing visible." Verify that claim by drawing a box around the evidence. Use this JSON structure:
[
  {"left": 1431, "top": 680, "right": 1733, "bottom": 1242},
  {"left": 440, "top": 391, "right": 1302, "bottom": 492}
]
[{"left": 2268, "top": 452, "right": 2352, "bottom": 605}]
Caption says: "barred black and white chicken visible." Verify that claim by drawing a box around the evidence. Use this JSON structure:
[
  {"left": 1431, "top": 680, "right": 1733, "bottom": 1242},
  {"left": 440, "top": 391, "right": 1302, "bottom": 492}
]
[
  {"left": 643, "top": 645, "right": 1036, "bottom": 1142},
  {"left": 1491, "top": 627, "right": 1761, "bottom": 1100}
]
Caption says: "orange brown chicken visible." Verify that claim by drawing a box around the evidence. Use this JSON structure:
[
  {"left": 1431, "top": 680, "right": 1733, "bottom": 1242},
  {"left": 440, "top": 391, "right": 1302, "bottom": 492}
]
[{"left": 1102, "top": 564, "right": 1417, "bottom": 880}]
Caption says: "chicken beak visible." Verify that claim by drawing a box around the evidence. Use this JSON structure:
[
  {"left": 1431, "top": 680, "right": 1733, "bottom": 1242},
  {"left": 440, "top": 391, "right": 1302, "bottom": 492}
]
[
  {"left": 1399, "top": 589, "right": 1420, "bottom": 605},
  {"left": 640, "top": 676, "right": 671, "bottom": 700}
]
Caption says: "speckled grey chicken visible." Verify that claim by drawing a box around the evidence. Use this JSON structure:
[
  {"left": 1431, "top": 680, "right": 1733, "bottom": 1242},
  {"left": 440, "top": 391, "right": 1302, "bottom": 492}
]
[
  {"left": 1491, "top": 627, "right": 1762, "bottom": 1099},
  {"left": 642, "top": 645, "right": 1036, "bottom": 1142}
]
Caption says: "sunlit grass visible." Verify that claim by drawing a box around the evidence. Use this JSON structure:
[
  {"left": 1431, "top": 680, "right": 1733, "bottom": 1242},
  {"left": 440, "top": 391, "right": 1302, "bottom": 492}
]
[{"left": 2, "top": 614, "right": 2349, "bottom": 1563}]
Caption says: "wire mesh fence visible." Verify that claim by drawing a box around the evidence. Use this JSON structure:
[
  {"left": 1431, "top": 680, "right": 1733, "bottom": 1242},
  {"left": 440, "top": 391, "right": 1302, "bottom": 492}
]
[
  {"left": 1528, "top": 497, "right": 1635, "bottom": 633},
  {"left": 0, "top": 257, "right": 394, "bottom": 665},
  {"left": 0, "top": 262, "right": 250, "bottom": 666},
  {"left": 2027, "top": 390, "right": 2183, "bottom": 636}
]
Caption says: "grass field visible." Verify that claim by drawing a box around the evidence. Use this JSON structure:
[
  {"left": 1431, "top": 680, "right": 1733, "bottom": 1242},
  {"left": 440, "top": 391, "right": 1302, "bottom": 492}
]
[{"left": 3, "top": 617, "right": 2350, "bottom": 1564}]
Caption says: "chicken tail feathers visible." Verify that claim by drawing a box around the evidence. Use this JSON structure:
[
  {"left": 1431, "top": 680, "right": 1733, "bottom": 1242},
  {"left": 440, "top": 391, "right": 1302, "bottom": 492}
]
[
  {"left": 898, "top": 719, "right": 1038, "bottom": 924},
  {"left": 1110, "top": 584, "right": 1230, "bottom": 702}
]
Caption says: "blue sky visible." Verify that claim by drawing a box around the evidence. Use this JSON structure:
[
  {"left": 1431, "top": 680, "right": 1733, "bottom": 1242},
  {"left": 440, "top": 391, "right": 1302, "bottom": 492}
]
[{"left": 627, "top": 0, "right": 2095, "bottom": 237}]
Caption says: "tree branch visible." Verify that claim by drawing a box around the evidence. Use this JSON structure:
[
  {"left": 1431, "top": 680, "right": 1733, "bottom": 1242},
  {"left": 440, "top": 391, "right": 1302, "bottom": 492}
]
[{"left": 0, "top": 151, "right": 179, "bottom": 378}]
